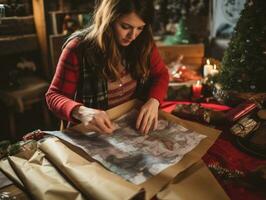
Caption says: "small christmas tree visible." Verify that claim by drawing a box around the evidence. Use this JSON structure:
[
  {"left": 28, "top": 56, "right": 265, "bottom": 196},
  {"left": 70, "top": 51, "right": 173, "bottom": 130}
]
[
  {"left": 164, "top": 17, "right": 191, "bottom": 45},
  {"left": 218, "top": 0, "right": 266, "bottom": 93}
]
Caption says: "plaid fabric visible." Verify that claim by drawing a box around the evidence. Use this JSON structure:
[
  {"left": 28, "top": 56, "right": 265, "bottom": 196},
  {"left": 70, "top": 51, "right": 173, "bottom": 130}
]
[
  {"left": 46, "top": 37, "right": 169, "bottom": 122},
  {"left": 78, "top": 43, "right": 109, "bottom": 110},
  {"left": 46, "top": 38, "right": 82, "bottom": 122}
]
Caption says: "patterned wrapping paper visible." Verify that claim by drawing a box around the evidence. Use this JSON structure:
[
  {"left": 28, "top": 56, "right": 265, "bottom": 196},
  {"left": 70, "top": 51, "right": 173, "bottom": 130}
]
[{"left": 46, "top": 109, "right": 207, "bottom": 185}]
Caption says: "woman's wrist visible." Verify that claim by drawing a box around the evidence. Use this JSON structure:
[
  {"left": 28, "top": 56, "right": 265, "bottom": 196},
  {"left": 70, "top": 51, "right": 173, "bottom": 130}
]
[
  {"left": 72, "top": 105, "right": 83, "bottom": 121},
  {"left": 148, "top": 97, "right": 160, "bottom": 107},
  {"left": 72, "top": 105, "right": 99, "bottom": 122}
]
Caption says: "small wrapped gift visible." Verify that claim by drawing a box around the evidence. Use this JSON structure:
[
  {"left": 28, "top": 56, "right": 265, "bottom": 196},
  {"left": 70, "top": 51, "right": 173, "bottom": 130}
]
[
  {"left": 172, "top": 103, "right": 226, "bottom": 125},
  {"left": 225, "top": 101, "right": 259, "bottom": 123},
  {"left": 235, "top": 121, "right": 266, "bottom": 158},
  {"left": 230, "top": 116, "right": 259, "bottom": 138},
  {"left": 171, "top": 103, "right": 205, "bottom": 121}
]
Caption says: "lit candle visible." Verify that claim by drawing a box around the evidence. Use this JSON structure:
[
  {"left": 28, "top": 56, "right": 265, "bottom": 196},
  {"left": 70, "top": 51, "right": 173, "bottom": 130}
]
[
  {"left": 210, "top": 64, "right": 219, "bottom": 76},
  {"left": 192, "top": 80, "right": 203, "bottom": 98},
  {"left": 203, "top": 59, "right": 213, "bottom": 77}
]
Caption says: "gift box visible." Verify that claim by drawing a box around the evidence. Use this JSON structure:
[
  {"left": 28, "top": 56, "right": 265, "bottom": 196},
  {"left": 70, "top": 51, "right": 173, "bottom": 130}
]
[{"left": 225, "top": 101, "right": 259, "bottom": 123}]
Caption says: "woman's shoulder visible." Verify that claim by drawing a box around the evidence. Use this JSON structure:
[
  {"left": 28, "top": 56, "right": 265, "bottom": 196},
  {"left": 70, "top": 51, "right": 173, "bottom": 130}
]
[
  {"left": 63, "top": 28, "right": 94, "bottom": 51},
  {"left": 64, "top": 37, "right": 82, "bottom": 51}
]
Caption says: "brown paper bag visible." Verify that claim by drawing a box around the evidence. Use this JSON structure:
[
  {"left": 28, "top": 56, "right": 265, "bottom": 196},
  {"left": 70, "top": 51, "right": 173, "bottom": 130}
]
[
  {"left": 39, "top": 137, "right": 144, "bottom": 200},
  {"left": 8, "top": 149, "right": 84, "bottom": 200}
]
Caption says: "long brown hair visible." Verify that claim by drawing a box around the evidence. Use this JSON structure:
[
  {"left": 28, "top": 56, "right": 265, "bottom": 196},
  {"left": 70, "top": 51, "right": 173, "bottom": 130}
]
[{"left": 78, "top": 0, "right": 155, "bottom": 81}]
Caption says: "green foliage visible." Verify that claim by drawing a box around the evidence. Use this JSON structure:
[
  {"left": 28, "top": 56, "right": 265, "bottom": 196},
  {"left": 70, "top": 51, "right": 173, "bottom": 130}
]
[
  {"left": 164, "top": 17, "right": 192, "bottom": 44},
  {"left": 218, "top": 0, "right": 266, "bottom": 92}
]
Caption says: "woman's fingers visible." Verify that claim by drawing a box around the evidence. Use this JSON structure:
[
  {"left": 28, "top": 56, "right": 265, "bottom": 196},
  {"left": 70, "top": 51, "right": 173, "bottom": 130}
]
[
  {"left": 75, "top": 107, "right": 114, "bottom": 135},
  {"left": 153, "top": 116, "right": 158, "bottom": 131},
  {"left": 85, "top": 122, "right": 103, "bottom": 133},
  {"left": 91, "top": 112, "right": 115, "bottom": 134},
  {"left": 143, "top": 116, "right": 154, "bottom": 135},
  {"left": 136, "top": 98, "right": 159, "bottom": 134},
  {"left": 137, "top": 111, "right": 157, "bottom": 134},
  {"left": 136, "top": 109, "right": 145, "bottom": 130}
]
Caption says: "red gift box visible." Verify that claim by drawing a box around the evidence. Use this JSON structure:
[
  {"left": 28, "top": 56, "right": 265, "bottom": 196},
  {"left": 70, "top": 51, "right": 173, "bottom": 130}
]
[{"left": 225, "top": 101, "right": 259, "bottom": 123}]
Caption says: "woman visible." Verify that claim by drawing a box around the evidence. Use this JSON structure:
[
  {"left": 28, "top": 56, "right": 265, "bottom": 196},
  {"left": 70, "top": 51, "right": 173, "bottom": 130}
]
[{"left": 46, "top": 0, "right": 169, "bottom": 135}]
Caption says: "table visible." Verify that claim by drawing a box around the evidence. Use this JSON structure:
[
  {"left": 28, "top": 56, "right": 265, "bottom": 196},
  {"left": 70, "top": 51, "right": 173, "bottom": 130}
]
[
  {"left": 1, "top": 101, "right": 265, "bottom": 200},
  {"left": 161, "top": 101, "right": 266, "bottom": 200}
]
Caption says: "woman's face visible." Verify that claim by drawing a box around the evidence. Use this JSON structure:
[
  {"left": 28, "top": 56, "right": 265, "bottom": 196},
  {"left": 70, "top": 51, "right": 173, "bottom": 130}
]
[{"left": 113, "top": 12, "right": 146, "bottom": 46}]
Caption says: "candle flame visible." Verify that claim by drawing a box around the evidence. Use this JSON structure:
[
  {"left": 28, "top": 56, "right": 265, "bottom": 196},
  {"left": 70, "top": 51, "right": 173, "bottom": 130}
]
[
  {"left": 196, "top": 80, "right": 201, "bottom": 85},
  {"left": 181, "top": 66, "right": 186, "bottom": 70},
  {"left": 207, "top": 59, "right": 210, "bottom": 65},
  {"left": 213, "top": 64, "right": 217, "bottom": 70}
]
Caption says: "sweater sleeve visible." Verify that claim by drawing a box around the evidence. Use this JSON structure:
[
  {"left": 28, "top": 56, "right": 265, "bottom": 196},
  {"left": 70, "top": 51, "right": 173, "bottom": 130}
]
[
  {"left": 148, "top": 44, "right": 169, "bottom": 105},
  {"left": 45, "top": 38, "right": 83, "bottom": 122}
]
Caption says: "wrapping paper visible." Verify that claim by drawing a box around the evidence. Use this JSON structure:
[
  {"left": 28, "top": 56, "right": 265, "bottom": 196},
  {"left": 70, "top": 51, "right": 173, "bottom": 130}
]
[
  {"left": 66, "top": 100, "right": 221, "bottom": 199},
  {"left": 0, "top": 140, "right": 39, "bottom": 189},
  {"left": 0, "top": 158, "right": 24, "bottom": 189},
  {"left": 39, "top": 137, "right": 144, "bottom": 200},
  {"left": 46, "top": 111, "right": 207, "bottom": 185},
  {"left": 157, "top": 160, "right": 230, "bottom": 200},
  {"left": 0, "top": 170, "right": 12, "bottom": 189},
  {"left": 0, "top": 100, "right": 223, "bottom": 200},
  {"left": 8, "top": 149, "right": 84, "bottom": 200}
]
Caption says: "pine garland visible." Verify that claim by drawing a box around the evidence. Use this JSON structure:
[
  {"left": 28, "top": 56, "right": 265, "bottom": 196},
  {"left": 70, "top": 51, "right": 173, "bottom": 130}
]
[{"left": 208, "top": 162, "right": 245, "bottom": 180}]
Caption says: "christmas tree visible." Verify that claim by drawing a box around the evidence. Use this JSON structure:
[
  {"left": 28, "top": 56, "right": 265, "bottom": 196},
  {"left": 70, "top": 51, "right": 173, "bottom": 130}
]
[
  {"left": 164, "top": 17, "right": 191, "bottom": 45},
  {"left": 154, "top": 0, "right": 207, "bottom": 43},
  {"left": 218, "top": 0, "right": 266, "bottom": 93}
]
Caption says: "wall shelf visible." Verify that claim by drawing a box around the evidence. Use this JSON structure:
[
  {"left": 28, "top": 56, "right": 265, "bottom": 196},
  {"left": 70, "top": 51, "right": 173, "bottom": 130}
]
[
  {"left": 0, "top": 16, "right": 35, "bottom": 36},
  {"left": 0, "top": 34, "right": 38, "bottom": 56}
]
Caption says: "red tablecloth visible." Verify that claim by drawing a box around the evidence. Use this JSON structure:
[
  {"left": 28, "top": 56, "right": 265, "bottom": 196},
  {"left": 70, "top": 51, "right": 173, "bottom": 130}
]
[{"left": 161, "top": 101, "right": 266, "bottom": 200}]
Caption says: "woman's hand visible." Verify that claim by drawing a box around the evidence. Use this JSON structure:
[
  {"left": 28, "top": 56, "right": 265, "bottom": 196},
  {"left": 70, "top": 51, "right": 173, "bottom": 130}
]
[
  {"left": 72, "top": 106, "right": 115, "bottom": 134},
  {"left": 136, "top": 98, "right": 160, "bottom": 135}
]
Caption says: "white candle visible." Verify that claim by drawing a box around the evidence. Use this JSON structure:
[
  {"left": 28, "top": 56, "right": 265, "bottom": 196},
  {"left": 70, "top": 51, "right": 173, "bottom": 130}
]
[
  {"left": 210, "top": 64, "right": 219, "bottom": 76},
  {"left": 203, "top": 59, "right": 213, "bottom": 77}
]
